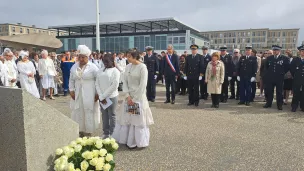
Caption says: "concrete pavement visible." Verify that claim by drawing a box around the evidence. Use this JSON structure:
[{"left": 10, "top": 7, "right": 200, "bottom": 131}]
[{"left": 46, "top": 85, "right": 304, "bottom": 171}]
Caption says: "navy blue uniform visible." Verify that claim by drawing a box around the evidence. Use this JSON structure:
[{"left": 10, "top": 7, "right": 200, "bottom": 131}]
[
  {"left": 237, "top": 56, "right": 257, "bottom": 103},
  {"left": 290, "top": 57, "right": 304, "bottom": 111},
  {"left": 184, "top": 54, "right": 204, "bottom": 105},
  {"left": 264, "top": 55, "right": 289, "bottom": 107},
  {"left": 230, "top": 56, "right": 240, "bottom": 99},
  {"left": 162, "top": 54, "right": 180, "bottom": 102},
  {"left": 144, "top": 54, "right": 159, "bottom": 101},
  {"left": 220, "top": 54, "right": 234, "bottom": 102},
  {"left": 200, "top": 54, "right": 211, "bottom": 99}
]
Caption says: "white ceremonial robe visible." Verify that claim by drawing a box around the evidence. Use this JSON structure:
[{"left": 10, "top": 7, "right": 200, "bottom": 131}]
[
  {"left": 4, "top": 59, "right": 18, "bottom": 88},
  {"left": 69, "top": 62, "right": 100, "bottom": 133},
  {"left": 0, "top": 62, "right": 9, "bottom": 86},
  {"left": 38, "top": 58, "right": 56, "bottom": 89},
  {"left": 112, "top": 63, "right": 154, "bottom": 148},
  {"left": 17, "top": 61, "right": 40, "bottom": 98},
  {"left": 115, "top": 57, "right": 127, "bottom": 83}
]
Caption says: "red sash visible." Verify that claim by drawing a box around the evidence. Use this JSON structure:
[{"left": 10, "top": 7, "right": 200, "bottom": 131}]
[{"left": 165, "top": 54, "right": 176, "bottom": 73}]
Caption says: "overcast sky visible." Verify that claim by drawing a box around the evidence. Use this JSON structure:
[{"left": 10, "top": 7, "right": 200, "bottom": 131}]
[{"left": 1, "top": 0, "right": 303, "bottom": 44}]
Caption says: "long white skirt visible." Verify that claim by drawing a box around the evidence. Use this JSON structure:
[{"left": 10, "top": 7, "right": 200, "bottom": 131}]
[
  {"left": 19, "top": 74, "right": 40, "bottom": 99},
  {"left": 70, "top": 93, "right": 100, "bottom": 134},
  {"left": 41, "top": 74, "right": 55, "bottom": 89},
  {"left": 112, "top": 123, "right": 150, "bottom": 148}
]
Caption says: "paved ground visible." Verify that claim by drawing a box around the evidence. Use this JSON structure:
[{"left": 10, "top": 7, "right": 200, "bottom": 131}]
[{"left": 47, "top": 85, "right": 304, "bottom": 171}]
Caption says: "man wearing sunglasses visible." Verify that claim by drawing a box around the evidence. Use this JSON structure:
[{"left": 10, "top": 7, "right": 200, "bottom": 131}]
[{"left": 229, "top": 49, "right": 240, "bottom": 100}]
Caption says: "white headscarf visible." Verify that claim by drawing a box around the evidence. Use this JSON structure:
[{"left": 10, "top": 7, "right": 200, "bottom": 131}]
[
  {"left": 19, "top": 50, "right": 29, "bottom": 59},
  {"left": 77, "top": 45, "right": 91, "bottom": 57}
]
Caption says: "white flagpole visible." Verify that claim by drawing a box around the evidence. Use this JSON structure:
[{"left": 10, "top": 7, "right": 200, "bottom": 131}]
[{"left": 96, "top": 0, "right": 100, "bottom": 51}]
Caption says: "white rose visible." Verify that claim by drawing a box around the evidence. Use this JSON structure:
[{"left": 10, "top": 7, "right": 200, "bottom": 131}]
[
  {"left": 99, "top": 149, "right": 107, "bottom": 157},
  {"left": 103, "top": 163, "right": 111, "bottom": 171},
  {"left": 95, "top": 162, "right": 104, "bottom": 171},
  {"left": 81, "top": 139, "right": 87, "bottom": 146},
  {"left": 89, "top": 157, "right": 98, "bottom": 166},
  {"left": 95, "top": 140, "right": 103, "bottom": 149},
  {"left": 60, "top": 155, "right": 68, "bottom": 162},
  {"left": 55, "top": 148, "right": 63, "bottom": 155},
  {"left": 69, "top": 141, "right": 77, "bottom": 148},
  {"left": 66, "top": 148, "right": 74, "bottom": 158},
  {"left": 63, "top": 146, "right": 71, "bottom": 155},
  {"left": 54, "top": 158, "right": 60, "bottom": 165},
  {"left": 80, "top": 160, "right": 89, "bottom": 171},
  {"left": 76, "top": 138, "right": 82, "bottom": 144},
  {"left": 112, "top": 143, "right": 119, "bottom": 150},
  {"left": 92, "top": 150, "right": 99, "bottom": 158},
  {"left": 74, "top": 144, "right": 82, "bottom": 153},
  {"left": 103, "top": 138, "right": 111, "bottom": 145},
  {"left": 86, "top": 139, "right": 94, "bottom": 146},
  {"left": 59, "top": 163, "right": 67, "bottom": 171},
  {"left": 105, "top": 153, "right": 113, "bottom": 162},
  {"left": 109, "top": 138, "right": 116, "bottom": 145},
  {"left": 67, "top": 163, "right": 75, "bottom": 171}
]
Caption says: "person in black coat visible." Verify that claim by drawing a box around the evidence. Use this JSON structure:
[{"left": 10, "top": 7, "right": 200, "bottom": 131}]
[
  {"left": 219, "top": 46, "right": 234, "bottom": 103},
  {"left": 230, "top": 49, "right": 240, "bottom": 100},
  {"left": 290, "top": 45, "right": 304, "bottom": 112},
  {"left": 144, "top": 46, "right": 159, "bottom": 102},
  {"left": 263, "top": 45, "right": 289, "bottom": 110},
  {"left": 184, "top": 44, "right": 204, "bottom": 106},
  {"left": 200, "top": 46, "right": 211, "bottom": 100},
  {"left": 162, "top": 45, "right": 180, "bottom": 104},
  {"left": 236, "top": 46, "right": 257, "bottom": 106}
]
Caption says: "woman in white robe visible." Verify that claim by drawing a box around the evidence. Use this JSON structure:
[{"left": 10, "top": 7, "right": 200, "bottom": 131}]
[
  {"left": 4, "top": 51, "right": 18, "bottom": 88},
  {"left": 112, "top": 51, "right": 154, "bottom": 149},
  {"left": 69, "top": 45, "right": 100, "bottom": 137},
  {"left": 17, "top": 51, "right": 40, "bottom": 99}
]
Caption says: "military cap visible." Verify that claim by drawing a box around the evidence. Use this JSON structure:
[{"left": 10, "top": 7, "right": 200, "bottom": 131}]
[
  {"left": 202, "top": 46, "right": 209, "bottom": 50},
  {"left": 245, "top": 45, "right": 252, "bottom": 50},
  {"left": 219, "top": 46, "right": 227, "bottom": 51},
  {"left": 272, "top": 45, "right": 282, "bottom": 50},
  {"left": 297, "top": 45, "right": 304, "bottom": 51},
  {"left": 190, "top": 44, "right": 199, "bottom": 49},
  {"left": 145, "top": 46, "right": 154, "bottom": 51}
]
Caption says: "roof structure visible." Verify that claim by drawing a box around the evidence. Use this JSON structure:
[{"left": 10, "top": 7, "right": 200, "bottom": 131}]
[{"left": 49, "top": 17, "right": 208, "bottom": 40}]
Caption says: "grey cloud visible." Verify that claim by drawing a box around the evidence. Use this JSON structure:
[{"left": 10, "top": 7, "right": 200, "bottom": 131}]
[{"left": 0, "top": 0, "right": 303, "bottom": 43}]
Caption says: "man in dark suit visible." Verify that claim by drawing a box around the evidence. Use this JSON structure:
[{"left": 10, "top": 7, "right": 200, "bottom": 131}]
[
  {"left": 290, "top": 45, "right": 304, "bottom": 112},
  {"left": 220, "top": 46, "right": 234, "bottom": 103},
  {"left": 230, "top": 49, "right": 240, "bottom": 100},
  {"left": 200, "top": 46, "right": 211, "bottom": 100},
  {"left": 237, "top": 46, "right": 257, "bottom": 106},
  {"left": 144, "top": 46, "right": 159, "bottom": 102},
  {"left": 162, "top": 45, "right": 180, "bottom": 104},
  {"left": 263, "top": 45, "right": 289, "bottom": 110},
  {"left": 184, "top": 44, "right": 204, "bottom": 107}
]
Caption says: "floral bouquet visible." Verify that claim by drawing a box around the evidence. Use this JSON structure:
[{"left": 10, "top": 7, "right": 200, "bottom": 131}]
[{"left": 54, "top": 137, "right": 119, "bottom": 171}]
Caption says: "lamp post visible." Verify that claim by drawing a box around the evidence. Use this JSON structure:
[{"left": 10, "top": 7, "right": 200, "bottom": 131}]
[{"left": 96, "top": 0, "right": 100, "bottom": 51}]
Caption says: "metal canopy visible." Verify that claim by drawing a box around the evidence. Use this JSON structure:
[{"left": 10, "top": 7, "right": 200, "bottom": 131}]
[{"left": 49, "top": 17, "right": 207, "bottom": 39}]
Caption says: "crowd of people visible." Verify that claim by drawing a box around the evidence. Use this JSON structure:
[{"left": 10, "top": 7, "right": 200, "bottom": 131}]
[{"left": 1, "top": 42, "right": 304, "bottom": 150}]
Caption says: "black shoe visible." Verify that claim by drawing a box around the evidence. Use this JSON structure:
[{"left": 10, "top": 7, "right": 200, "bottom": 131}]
[
  {"left": 187, "top": 103, "right": 194, "bottom": 106},
  {"left": 229, "top": 96, "right": 235, "bottom": 99},
  {"left": 238, "top": 102, "right": 245, "bottom": 105},
  {"left": 220, "top": 99, "right": 224, "bottom": 102},
  {"left": 151, "top": 99, "right": 155, "bottom": 102},
  {"left": 263, "top": 104, "right": 271, "bottom": 108},
  {"left": 236, "top": 97, "right": 240, "bottom": 100},
  {"left": 171, "top": 100, "right": 175, "bottom": 104},
  {"left": 53, "top": 94, "right": 60, "bottom": 97},
  {"left": 204, "top": 97, "right": 208, "bottom": 100},
  {"left": 246, "top": 102, "right": 250, "bottom": 106},
  {"left": 283, "top": 102, "right": 287, "bottom": 105},
  {"left": 278, "top": 106, "right": 283, "bottom": 110},
  {"left": 164, "top": 100, "right": 170, "bottom": 104},
  {"left": 222, "top": 100, "right": 227, "bottom": 103},
  {"left": 291, "top": 108, "right": 297, "bottom": 112},
  {"left": 301, "top": 109, "right": 304, "bottom": 112},
  {"left": 211, "top": 105, "right": 215, "bottom": 108},
  {"left": 200, "top": 96, "right": 204, "bottom": 99},
  {"left": 195, "top": 103, "right": 199, "bottom": 107},
  {"left": 179, "top": 92, "right": 183, "bottom": 95},
  {"left": 250, "top": 99, "right": 254, "bottom": 102},
  {"left": 63, "top": 92, "right": 68, "bottom": 96},
  {"left": 214, "top": 105, "right": 219, "bottom": 108}
]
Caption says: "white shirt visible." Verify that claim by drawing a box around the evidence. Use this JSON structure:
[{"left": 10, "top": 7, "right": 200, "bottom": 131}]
[
  {"left": 38, "top": 58, "right": 57, "bottom": 76},
  {"left": 95, "top": 67, "right": 120, "bottom": 100}
]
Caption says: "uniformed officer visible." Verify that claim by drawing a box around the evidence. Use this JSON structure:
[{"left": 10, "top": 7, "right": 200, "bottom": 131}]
[
  {"left": 263, "top": 45, "right": 289, "bottom": 110},
  {"left": 200, "top": 46, "right": 211, "bottom": 100},
  {"left": 219, "top": 46, "right": 234, "bottom": 103},
  {"left": 290, "top": 45, "right": 304, "bottom": 112},
  {"left": 184, "top": 44, "right": 204, "bottom": 106},
  {"left": 237, "top": 46, "right": 257, "bottom": 106},
  {"left": 144, "top": 46, "right": 159, "bottom": 102}
]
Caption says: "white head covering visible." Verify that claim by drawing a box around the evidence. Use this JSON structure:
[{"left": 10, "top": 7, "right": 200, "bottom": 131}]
[
  {"left": 41, "top": 50, "right": 48, "bottom": 56},
  {"left": 4, "top": 48, "right": 11, "bottom": 53},
  {"left": 19, "top": 50, "right": 29, "bottom": 59},
  {"left": 77, "top": 45, "right": 91, "bottom": 57}
]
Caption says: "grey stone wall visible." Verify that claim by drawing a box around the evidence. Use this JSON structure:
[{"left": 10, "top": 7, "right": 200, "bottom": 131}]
[{"left": 0, "top": 87, "right": 79, "bottom": 171}]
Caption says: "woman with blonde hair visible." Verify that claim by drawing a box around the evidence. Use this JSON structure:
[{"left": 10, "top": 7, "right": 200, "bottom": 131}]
[{"left": 205, "top": 52, "right": 225, "bottom": 108}]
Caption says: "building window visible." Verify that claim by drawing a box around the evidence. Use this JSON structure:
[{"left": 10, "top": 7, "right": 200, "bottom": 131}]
[
  {"left": 252, "top": 32, "right": 255, "bottom": 36},
  {"left": 27, "top": 29, "right": 30, "bottom": 34},
  {"left": 179, "top": 37, "right": 185, "bottom": 44},
  {"left": 0, "top": 27, "right": 2, "bottom": 32},
  {"left": 282, "top": 32, "right": 286, "bottom": 37},
  {"left": 173, "top": 37, "right": 179, "bottom": 44},
  {"left": 278, "top": 32, "right": 280, "bottom": 37},
  {"left": 33, "top": 29, "right": 36, "bottom": 33},
  {"left": 248, "top": 32, "right": 251, "bottom": 36},
  {"left": 293, "top": 32, "right": 297, "bottom": 37},
  {"left": 277, "top": 38, "right": 280, "bottom": 42},
  {"left": 12, "top": 26, "right": 15, "bottom": 32},
  {"left": 20, "top": 28, "right": 23, "bottom": 33}
]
